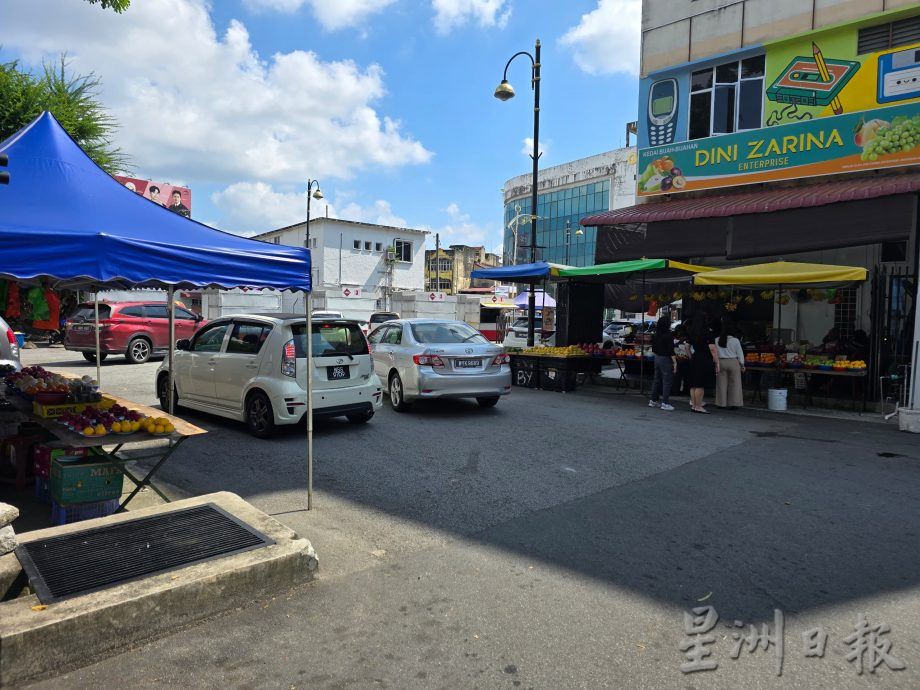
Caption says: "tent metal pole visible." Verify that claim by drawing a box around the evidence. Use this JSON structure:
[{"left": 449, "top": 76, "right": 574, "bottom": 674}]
[
  {"left": 306, "top": 290, "right": 313, "bottom": 511},
  {"left": 167, "top": 287, "right": 175, "bottom": 416},
  {"left": 94, "top": 295, "right": 101, "bottom": 386}
]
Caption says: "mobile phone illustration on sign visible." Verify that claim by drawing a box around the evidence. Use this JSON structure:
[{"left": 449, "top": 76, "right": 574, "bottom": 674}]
[{"left": 647, "top": 79, "right": 678, "bottom": 146}]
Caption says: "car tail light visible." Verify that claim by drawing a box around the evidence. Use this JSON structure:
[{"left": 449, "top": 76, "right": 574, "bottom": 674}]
[
  {"left": 412, "top": 354, "right": 444, "bottom": 367},
  {"left": 492, "top": 353, "right": 509, "bottom": 365},
  {"left": 281, "top": 339, "right": 297, "bottom": 377},
  {"left": 6, "top": 329, "right": 16, "bottom": 346}
]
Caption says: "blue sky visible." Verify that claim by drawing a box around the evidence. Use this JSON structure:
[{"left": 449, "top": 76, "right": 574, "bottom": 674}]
[{"left": 2, "top": 0, "right": 640, "bottom": 253}]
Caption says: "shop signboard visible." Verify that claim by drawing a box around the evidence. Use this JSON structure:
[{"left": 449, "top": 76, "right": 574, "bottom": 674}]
[
  {"left": 637, "top": 9, "right": 920, "bottom": 197},
  {"left": 114, "top": 175, "right": 192, "bottom": 217},
  {"left": 637, "top": 101, "right": 920, "bottom": 196}
]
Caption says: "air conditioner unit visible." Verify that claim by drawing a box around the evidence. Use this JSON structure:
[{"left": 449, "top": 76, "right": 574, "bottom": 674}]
[{"left": 384, "top": 247, "right": 397, "bottom": 263}]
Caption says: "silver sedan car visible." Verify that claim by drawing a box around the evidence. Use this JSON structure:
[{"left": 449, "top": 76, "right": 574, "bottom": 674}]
[{"left": 367, "top": 319, "right": 511, "bottom": 411}]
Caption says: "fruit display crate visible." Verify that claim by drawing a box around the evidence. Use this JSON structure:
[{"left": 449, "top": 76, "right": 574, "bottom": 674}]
[
  {"left": 51, "top": 498, "right": 120, "bottom": 526},
  {"left": 538, "top": 358, "right": 580, "bottom": 392},
  {"left": 50, "top": 456, "right": 124, "bottom": 505},
  {"left": 32, "top": 396, "right": 116, "bottom": 419},
  {"left": 509, "top": 354, "right": 541, "bottom": 388}
]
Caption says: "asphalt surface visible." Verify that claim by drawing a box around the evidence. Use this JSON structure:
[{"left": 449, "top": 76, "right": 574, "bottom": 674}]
[{"left": 13, "top": 345, "right": 920, "bottom": 689}]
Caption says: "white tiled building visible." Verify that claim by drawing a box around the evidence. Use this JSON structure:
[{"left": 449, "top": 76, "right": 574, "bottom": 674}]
[{"left": 253, "top": 217, "right": 428, "bottom": 319}]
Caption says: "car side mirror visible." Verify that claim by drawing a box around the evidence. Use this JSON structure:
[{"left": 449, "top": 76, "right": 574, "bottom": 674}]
[
  {"left": 175, "top": 338, "right": 191, "bottom": 351},
  {"left": 194, "top": 314, "right": 204, "bottom": 322}
]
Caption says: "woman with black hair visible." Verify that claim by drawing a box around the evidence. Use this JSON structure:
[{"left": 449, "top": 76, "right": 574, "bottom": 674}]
[
  {"left": 688, "top": 315, "right": 719, "bottom": 413},
  {"left": 649, "top": 316, "right": 676, "bottom": 411},
  {"left": 715, "top": 323, "right": 745, "bottom": 408}
]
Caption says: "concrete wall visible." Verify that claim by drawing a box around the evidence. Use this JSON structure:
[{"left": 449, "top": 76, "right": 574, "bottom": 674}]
[
  {"left": 390, "top": 293, "right": 483, "bottom": 328},
  {"left": 641, "top": 0, "right": 905, "bottom": 76}
]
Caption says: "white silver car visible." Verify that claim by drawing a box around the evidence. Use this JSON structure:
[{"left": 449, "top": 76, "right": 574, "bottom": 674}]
[
  {"left": 367, "top": 319, "right": 511, "bottom": 411},
  {"left": 156, "top": 314, "right": 383, "bottom": 437}
]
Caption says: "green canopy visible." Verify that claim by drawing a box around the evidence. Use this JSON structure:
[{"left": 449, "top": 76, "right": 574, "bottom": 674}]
[{"left": 555, "top": 259, "right": 714, "bottom": 283}]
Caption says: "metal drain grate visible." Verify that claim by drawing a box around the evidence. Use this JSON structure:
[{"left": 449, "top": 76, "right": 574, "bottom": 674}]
[{"left": 16, "top": 503, "right": 274, "bottom": 603}]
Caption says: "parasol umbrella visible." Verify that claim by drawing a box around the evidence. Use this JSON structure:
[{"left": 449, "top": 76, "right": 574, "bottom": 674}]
[{"left": 514, "top": 290, "right": 556, "bottom": 309}]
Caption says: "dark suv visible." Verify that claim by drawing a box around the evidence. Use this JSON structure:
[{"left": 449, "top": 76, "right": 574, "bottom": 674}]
[{"left": 64, "top": 301, "right": 205, "bottom": 364}]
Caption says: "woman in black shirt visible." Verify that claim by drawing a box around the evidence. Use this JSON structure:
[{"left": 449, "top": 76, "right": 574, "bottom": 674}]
[
  {"left": 649, "top": 316, "right": 677, "bottom": 410},
  {"left": 688, "top": 315, "right": 720, "bottom": 413}
]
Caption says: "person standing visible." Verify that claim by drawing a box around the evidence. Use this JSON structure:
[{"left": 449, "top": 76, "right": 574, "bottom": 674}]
[
  {"left": 715, "top": 324, "right": 745, "bottom": 408},
  {"left": 688, "top": 314, "right": 719, "bottom": 413},
  {"left": 649, "top": 316, "right": 676, "bottom": 411}
]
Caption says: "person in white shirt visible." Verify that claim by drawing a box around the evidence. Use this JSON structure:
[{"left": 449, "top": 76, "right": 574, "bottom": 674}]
[{"left": 715, "top": 324, "right": 745, "bottom": 408}]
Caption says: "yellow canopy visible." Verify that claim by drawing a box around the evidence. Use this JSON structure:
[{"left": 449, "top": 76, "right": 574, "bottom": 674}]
[{"left": 693, "top": 261, "right": 867, "bottom": 287}]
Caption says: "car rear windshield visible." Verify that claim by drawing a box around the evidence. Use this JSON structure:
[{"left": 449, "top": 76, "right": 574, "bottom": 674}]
[
  {"left": 369, "top": 313, "right": 399, "bottom": 325},
  {"left": 291, "top": 323, "right": 369, "bottom": 357},
  {"left": 512, "top": 318, "right": 543, "bottom": 329},
  {"left": 69, "top": 305, "right": 111, "bottom": 321},
  {"left": 411, "top": 322, "right": 487, "bottom": 344}
]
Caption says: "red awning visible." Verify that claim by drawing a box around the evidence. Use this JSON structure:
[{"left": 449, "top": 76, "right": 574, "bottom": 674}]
[{"left": 581, "top": 172, "right": 920, "bottom": 226}]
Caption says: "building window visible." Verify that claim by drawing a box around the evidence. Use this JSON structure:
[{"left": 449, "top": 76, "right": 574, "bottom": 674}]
[
  {"left": 689, "top": 55, "right": 764, "bottom": 139},
  {"left": 438, "top": 258, "right": 451, "bottom": 272},
  {"left": 438, "top": 280, "right": 451, "bottom": 291},
  {"left": 375, "top": 242, "right": 382, "bottom": 251},
  {"left": 858, "top": 16, "right": 920, "bottom": 54},
  {"left": 362, "top": 241, "right": 370, "bottom": 251},
  {"left": 353, "top": 240, "right": 361, "bottom": 250},
  {"left": 394, "top": 239, "right": 412, "bottom": 262},
  {"left": 272, "top": 237, "right": 280, "bottom": 244},
  {"left": 304, "top": 237, "right": 317, "bottom": 249}
]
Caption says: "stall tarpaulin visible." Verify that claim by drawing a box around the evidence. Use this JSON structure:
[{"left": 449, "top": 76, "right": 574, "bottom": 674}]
[
  {"left": 692, "top": 261, "right": 867, "bottom": 288},
  {"left": 514, "top": 290, "right": 556, "bottom": 309}
]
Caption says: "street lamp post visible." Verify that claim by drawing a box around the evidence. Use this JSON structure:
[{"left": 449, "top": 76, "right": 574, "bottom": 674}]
[
  {"left": 304, "top": 178, "right": 322, "bottom": 510},
  {"left": 495, "top": 39, "right": 541, "bottom": 348},
  {"left": 564, "top": 219, "right": 584, "bottom": 266}
]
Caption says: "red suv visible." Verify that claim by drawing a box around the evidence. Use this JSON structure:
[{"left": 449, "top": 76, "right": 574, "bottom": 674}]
[{"left": 64, "top": 301, "right": 205, "bottom": 364}]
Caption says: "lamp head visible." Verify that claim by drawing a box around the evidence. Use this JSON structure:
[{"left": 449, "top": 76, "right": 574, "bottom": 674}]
[
  {"left": 311, "top": 188, "right": 324, "bottom": 201},
  {"left": 575, "top": 227, "right": 584, "bottom": 236},
  {"left": 494, "top": 80, "right": 515, "bottom": 101}
]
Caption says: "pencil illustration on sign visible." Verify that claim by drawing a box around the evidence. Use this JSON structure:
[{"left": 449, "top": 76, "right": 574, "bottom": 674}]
[{"left": 766, "top": 43, "right": 859, "bottom": 114}]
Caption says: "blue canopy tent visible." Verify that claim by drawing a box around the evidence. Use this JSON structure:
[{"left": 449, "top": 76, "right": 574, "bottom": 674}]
[{"left": 0, "top": 112, "right": 322, "bottom": 508}]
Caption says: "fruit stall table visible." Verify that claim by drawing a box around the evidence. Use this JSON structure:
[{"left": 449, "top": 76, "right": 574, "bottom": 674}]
[
  {"left": 6, "top": 392, "right": 205, "bottom": 510},
  {"left": 508, "top": 352, "right": 604, "bottom": 392},
  {"left": 743, "top": 364, "right": 868, "bottom": 411}
]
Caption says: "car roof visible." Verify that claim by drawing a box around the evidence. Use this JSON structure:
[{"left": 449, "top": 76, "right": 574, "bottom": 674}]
[{"left": 210, "top": 313, "right": 364, "bottom": 325}]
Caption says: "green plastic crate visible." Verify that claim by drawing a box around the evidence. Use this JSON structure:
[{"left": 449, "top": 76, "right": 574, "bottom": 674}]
[{"left": 50, "top": 457, "right": 123, "bottom": 504}]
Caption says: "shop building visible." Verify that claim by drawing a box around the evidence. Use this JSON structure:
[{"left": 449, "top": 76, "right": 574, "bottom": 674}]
[
  {"left": 254, "top": 217, "right": 427, "bottom": 318},
  {"left": 502, "top": 147, "right": 637, "bottom": 267},
  {"left": 580, "top": 0, "right": 920, "bottom": 399},
  {"left": 424, "top": 245, "right": 501, "bottom": 294}
]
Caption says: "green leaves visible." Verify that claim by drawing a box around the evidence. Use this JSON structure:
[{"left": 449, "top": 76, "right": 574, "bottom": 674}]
[
  {"left": 0, "top": 55, "right": 130, "bottom": 175},
  {"left": 84, "top": 0, "right": 131, "bottom": 13}
]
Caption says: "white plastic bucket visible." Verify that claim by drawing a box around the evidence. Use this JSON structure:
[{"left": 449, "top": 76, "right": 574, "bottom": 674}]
[{"left": 767, "top": 388, "right": 788, "bottom": 411}]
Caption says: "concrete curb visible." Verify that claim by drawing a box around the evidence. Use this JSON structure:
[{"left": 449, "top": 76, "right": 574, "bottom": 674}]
[{"left": 0, "top": 491, "right": 318, "bottom": 687}]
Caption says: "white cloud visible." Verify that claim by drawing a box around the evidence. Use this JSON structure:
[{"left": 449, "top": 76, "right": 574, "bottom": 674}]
[
  {"left": 521, "top": 136, "right": 547, "bottom": 160},
  {"left": 2, "top": 0, "right": 432, "bottom": 228},
  {"left": 244, "top": 0, "right": 396, "bottom": 31},
  {"left": 559, "top": 0, "right": 641, "bottom": 76},
  {"left": 431, "top": 0, "right": 512, "bottom": 35},
  {"left": 421, "top": 203, "right": 499, "bottom": 250},
  {"left": 335, "top": 199, "right": 407, "bottom": 227},
  {"left": 211, "top": 182, "right": 324, "bottom": 235}
]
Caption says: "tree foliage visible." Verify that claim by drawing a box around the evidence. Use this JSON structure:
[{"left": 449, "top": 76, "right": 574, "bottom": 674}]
[
  {"left": 84, "top": 0, "right": 131, "bottom": 12},
  {"left": 0, "top": 56, "right": 129, "bottom": 174}
]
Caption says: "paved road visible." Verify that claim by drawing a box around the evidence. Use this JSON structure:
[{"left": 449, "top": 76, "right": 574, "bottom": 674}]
[{"left": 18, "top": 345, "right": 920, "bottom": 688}]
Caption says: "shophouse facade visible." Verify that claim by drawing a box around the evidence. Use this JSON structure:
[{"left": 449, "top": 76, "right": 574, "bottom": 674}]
[
  {"left": 424, "top": 245, "right": 501, "bottom": 294},
  {"left": 581, "top": 0, "right": 920, "bottom": 394}
]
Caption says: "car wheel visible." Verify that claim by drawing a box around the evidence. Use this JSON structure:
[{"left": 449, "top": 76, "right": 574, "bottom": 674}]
[
  {"left": 126, "top": 337, "right": 152, "bottom": 364},
  {"left": 157, "top": 375, "right": 180, "bottom": 413},
  {"left": 346, "top": 409, "right": 375, "bottom": 424},
  {"left": 476, "top": 396, "right": 500, "bottom": 408},
  {"left": 82, "top": 351, "right": 108, "bottom": 363},
  {"left": 245, "top": 390, "right": 275, "bottom": 439},
  {"left": 389, "top": 373, "right": 411, "bottom": 412}
]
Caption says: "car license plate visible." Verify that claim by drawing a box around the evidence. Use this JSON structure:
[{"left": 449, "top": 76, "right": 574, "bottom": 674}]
[
  {"left": 327, "top": 365, "right": 350, "bottom": 380},
  {"left": 73, "top": 324, "right": 92, "bottom": 332},
  {"left": 456, "top": 359, "right": 481, "bottom": 368}
]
